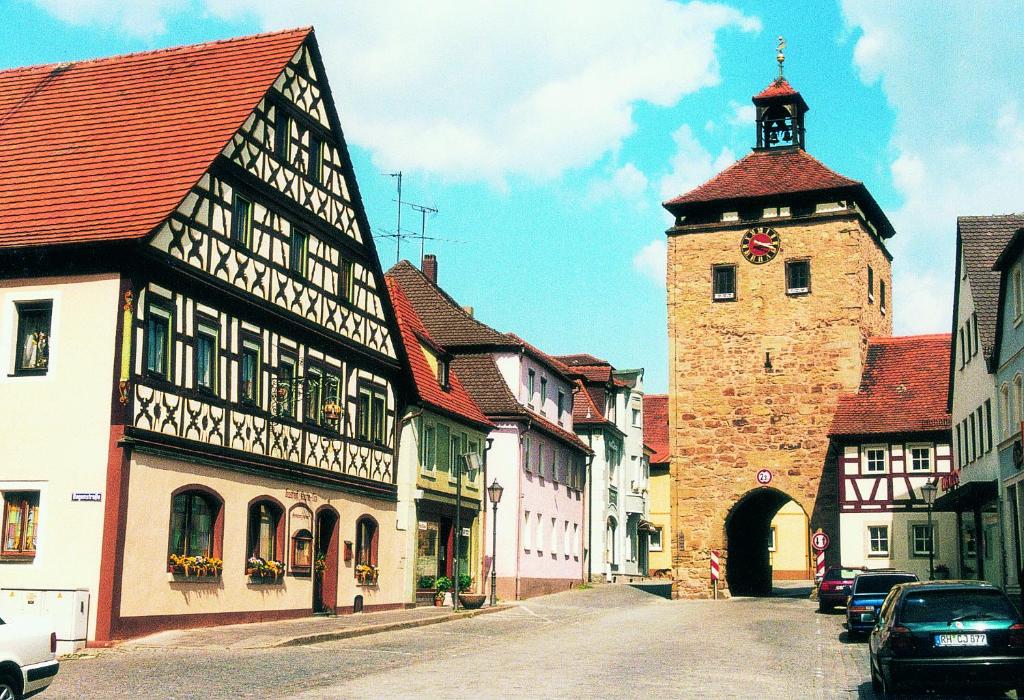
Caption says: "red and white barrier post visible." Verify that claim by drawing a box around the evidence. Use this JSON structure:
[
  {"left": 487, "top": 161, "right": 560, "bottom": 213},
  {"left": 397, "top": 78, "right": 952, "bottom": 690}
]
[{"left": 711, "top": 550, "right": 720, "bottom": 599}]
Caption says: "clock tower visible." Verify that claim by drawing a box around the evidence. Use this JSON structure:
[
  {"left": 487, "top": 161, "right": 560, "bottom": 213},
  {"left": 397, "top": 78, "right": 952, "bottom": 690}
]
[{"left": 663, "top": 71, "right": 894, "bottom": 597}]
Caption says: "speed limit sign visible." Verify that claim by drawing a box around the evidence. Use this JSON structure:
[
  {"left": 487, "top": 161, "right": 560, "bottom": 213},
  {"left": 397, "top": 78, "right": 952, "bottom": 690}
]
[
  {"left": 811, "top": 531, "right": 830, "bottom": 551},
  {"left": 755, "top": 469, "right": 772, "bottom": 485}
]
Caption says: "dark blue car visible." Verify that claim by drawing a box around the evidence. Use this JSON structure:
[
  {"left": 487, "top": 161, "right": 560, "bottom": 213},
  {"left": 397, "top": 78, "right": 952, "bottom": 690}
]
[{"left": 846, "top": 571, "right": 919, "bottom": 635}]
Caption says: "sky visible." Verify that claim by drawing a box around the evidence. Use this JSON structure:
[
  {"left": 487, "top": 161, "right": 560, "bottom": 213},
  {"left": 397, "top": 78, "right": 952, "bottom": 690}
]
[{"left": 2, "top": 1, "right": 1022, "bottom": 393}]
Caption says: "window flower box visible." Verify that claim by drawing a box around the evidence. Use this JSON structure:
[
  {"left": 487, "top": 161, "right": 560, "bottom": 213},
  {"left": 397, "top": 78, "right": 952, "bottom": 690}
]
[
  {"left": 167, "top": 554, "right": 223, "bottom": 577},
  {"left": 355, "top": 564, "right": 379, "bottom": 586},
  {"left": 246, "top": 557, "right": 285, "bottom": 583}
]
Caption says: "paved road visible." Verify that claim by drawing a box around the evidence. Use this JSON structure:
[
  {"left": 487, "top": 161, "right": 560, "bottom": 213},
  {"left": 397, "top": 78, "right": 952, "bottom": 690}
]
[{"left": 48, "top": 584, "right": 1008, "bottom": 699}]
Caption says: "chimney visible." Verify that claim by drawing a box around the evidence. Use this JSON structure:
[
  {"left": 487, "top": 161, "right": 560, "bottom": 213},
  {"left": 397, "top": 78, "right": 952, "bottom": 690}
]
[{"left": 422, "top": 254, "right": 437, "bottom": 284}]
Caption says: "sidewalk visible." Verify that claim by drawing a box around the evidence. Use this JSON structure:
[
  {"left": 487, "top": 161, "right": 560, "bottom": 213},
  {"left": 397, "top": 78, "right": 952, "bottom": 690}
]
[{"left": 122, "top": 603, "right": 510, "bottom": 651}]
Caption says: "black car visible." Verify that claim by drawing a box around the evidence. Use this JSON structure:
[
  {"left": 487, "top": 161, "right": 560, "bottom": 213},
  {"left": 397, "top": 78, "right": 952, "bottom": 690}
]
[{"left": 869, "top": 580, "right": 1024, "bottom": 697}]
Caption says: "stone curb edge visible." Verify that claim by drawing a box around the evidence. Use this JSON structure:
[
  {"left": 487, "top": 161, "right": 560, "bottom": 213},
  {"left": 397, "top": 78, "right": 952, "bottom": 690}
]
[{"left": 273, "top": 605, "right": 512, "bottom": 648}]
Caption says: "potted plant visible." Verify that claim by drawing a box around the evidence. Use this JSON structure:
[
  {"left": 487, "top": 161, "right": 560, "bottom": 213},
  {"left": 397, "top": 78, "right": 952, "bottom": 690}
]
[
  {"left": 456, "top": 574, "right": 486, "bottom": 609},
  {"left": 246, "top": 556, "right": 285, "bottom": 583},
  {"left": 168, "top": 554, "right": 223, "bottom": 577},
  {"left": 434, "top": 576, "right": 452, "bottom": 606}
]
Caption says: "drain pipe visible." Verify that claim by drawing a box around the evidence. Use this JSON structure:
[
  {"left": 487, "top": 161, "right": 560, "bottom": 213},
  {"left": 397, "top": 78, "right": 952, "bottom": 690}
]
[{"left": 586, "top": 433, "right": 594, "bottom": 583}]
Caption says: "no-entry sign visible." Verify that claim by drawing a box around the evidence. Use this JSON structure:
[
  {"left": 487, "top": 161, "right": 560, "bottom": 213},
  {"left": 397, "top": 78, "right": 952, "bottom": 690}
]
[{"left": 811, "top": 531, "right": 830, "bottom": 551}]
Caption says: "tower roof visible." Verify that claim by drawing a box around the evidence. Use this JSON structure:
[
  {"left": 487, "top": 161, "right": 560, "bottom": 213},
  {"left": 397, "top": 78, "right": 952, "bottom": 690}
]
[
  {"left": 0, "top": 27, "right": 311, "bottom": 249},
  {"left": 754, "top": 77, "right": 802, "bottom": 101}
]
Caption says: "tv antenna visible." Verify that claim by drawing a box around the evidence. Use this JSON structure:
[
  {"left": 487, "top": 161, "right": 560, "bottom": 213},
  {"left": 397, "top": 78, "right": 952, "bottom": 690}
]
[
  {"left": 387, "top": 171, "right": 403, "bottom": 264},
  {"left": 408, "top": 203, "right": 438, "bottom": 263}
]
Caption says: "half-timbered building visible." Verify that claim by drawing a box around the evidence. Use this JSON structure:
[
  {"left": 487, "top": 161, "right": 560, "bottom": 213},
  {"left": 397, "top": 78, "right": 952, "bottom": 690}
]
[
  {"left": 829, "top": 335, "right": 956, "bottom": 578},
  {"left": 0, "top": 28, "right": 410, "bottom": 644}
]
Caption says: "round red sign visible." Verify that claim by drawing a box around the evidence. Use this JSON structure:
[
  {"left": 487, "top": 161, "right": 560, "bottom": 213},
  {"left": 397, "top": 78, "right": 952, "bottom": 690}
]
[
  {"left": 756, "top": 469, "right": 772, "bottom": 485},
  {"left": 812, "top": 532, "right": 830, "bottom": 551}
]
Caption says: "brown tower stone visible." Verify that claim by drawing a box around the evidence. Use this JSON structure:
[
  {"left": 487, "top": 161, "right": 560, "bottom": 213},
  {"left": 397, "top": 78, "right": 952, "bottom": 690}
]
[{"left": 663, "top": 76, "right": 894, "bottom": 597}]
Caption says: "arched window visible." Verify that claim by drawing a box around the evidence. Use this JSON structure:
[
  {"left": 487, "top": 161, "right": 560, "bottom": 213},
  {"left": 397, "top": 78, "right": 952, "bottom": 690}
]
[
  {"left": 168, "top": 489, "right": 221, "bottom": 558},
  {"left": 247, "top": 499, "right": 284, "bottom": 562},
  {"left": 606, "top": 517, "right": 618, "bottom": 566},
  {"left": 1015, "top": 376, "right": 1023, "bottom": 432},
  {"left": 1001, "top": 383, "right": 1011, "bottom": 437},
  {"left": 355, "top": 515, "right": 378, "bottom": 567}
]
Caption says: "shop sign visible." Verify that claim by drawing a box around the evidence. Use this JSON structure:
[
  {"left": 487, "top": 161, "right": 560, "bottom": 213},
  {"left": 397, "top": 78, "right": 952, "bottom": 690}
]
[
  {"left": 941, "top": 470, "right": 960, "bottom": 491},
  {"left": 71, "top": 492, "right": 102, "bottom": 502}
]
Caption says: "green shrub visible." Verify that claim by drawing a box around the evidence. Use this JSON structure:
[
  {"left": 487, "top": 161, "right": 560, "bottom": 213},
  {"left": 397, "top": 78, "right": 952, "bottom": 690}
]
[
  {"left": 457, "top": 573, "right": 473, "bottom": 591},
  {"left": 417, "top": 575, "right": 436, "bottom": 590},
  {"left": 434, "top": 576, "right": 452, "bottom": 592}
]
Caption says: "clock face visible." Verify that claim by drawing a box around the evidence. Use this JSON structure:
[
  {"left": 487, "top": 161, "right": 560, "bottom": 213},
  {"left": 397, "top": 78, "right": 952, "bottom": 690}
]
[{"left": 741, "top": 226, "right": 781, "bottom": 264}]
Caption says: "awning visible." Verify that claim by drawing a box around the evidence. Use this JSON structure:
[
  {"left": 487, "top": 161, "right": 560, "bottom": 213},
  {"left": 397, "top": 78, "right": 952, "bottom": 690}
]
[
  {"left": 933, "top": 480, "right": 997, "bottom": 513},
  {"left": 637, "top": 519, "right": 658, "bottom": 533}
]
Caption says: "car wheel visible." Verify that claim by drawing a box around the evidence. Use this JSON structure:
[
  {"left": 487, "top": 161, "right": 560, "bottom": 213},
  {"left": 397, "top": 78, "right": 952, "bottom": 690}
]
[
  {"left": 869, "top": 658, "right": 882, "bottom": 693},
  {"left": 0, "top": 676, "right": 19, "bottom": 700},
  {"left": 878, "top": 668, "right": 900, "bottom": 698}
]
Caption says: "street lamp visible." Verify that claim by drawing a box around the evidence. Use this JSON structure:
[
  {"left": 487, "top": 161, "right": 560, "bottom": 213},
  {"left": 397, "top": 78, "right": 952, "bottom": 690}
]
[
  {"left": 921, "top": 478, "right": 938, "bottom": 581},
  {"left": 453, "top": 452, "right": 482, "bottom": 612},
  {"left": 487, "top": 478, "right": 504, "bottom": 607}
]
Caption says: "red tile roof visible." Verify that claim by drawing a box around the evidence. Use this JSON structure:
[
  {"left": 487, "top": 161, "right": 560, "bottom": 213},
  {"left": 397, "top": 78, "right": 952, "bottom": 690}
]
[
  {"left": 754, "top": 77, "right": 800, "bottom": 100},
  {"left": 572, "top": 381, "right": 607, "bottom": 425},
  {"left": 0, "top": 28, "right": 311, "bottom": 248},
  {"left": 643, "top": 394, "right": 669, "bottom": 464},
  {"left": 829, "top": 334, "right": 952, "bottom": 437},
  {"left": 385, "top": 278, "right": 492, "bottom": 431},
  {"left": 663, "top": 148, "right": 858, "bottom": 208}
]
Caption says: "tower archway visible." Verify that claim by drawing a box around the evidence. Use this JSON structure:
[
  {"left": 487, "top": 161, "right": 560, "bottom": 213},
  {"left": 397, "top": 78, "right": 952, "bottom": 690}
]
[{"left": 725, "top": 488, "right": 807, "bottom": 596}]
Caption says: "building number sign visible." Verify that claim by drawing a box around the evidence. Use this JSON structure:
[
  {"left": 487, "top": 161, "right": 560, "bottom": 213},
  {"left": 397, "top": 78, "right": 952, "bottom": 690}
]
[{"left": 755, "top": 469, "right": 772, "bottom": 485}]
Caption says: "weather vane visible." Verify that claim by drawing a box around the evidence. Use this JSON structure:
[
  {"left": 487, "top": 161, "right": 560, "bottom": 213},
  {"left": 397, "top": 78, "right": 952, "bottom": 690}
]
[{"left": 777, "top": 36, "right": 786, "bottom": 78}]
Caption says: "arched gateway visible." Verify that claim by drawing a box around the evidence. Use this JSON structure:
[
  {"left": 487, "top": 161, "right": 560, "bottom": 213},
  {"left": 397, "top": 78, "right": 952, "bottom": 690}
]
[{"left": 663, "top": 70, "right": 896, "bottom": 597}]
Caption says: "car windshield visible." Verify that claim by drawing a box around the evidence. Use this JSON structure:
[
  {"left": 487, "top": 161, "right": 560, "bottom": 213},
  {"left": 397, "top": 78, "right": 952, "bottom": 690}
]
[
  {"left": 900, "top": 589, "right": 1018, "bottom": 624},
  {"left": 854, "top": 574, "right": 916, "bottom": 594},
  {"left": 827, "top": 568, "right": 860, "bottom": 580}
]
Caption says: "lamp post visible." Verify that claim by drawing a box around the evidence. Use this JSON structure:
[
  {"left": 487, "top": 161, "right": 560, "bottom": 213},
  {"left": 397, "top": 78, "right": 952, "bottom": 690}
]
[
  {"left": 487, "top": 478, "right": 504, "bottom": 607},
  {"left": 922, "top": 478, "right": 938, "bottom": 581}
]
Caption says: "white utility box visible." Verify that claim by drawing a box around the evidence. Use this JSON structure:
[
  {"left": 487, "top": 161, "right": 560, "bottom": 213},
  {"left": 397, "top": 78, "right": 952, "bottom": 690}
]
[{"left": 1, "top": 588, "right": 90, "bottom": 654}]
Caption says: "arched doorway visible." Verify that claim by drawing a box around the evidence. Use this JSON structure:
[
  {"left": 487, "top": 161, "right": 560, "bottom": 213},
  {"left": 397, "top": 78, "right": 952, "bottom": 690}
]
[
  {"left": 725, "top": 488, "right": 806, "bottom": 596},
  {"left": 314, "top": 506, "right": 339, "bottom": 614},
  {"left": 606, "top": 517, "right": 618, "bottom": 577}
]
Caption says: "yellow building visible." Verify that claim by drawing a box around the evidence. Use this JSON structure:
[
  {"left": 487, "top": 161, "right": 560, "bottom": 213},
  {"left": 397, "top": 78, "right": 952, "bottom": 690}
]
[
  {"left": 644, "top": 395, "right": 673, "bottom": 575},
  {"left": 768, "top": 501, "right": 811, "bottom": 579}
]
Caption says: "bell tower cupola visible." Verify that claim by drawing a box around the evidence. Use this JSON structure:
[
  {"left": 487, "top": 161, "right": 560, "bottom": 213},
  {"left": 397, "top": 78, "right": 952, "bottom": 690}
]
[{"left": 753, "top": 37, "right": 808, "bottom": 150}]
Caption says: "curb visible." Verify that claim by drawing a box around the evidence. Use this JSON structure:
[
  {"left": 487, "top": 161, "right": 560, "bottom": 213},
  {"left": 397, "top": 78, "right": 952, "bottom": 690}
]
[{"left": 273, "top": 605, "right": 511, "bottom": 648}]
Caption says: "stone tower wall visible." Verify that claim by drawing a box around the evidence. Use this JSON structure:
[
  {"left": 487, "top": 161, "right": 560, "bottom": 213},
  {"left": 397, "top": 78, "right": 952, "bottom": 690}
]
[{"left": 667, "top": 212, "right": 892, "bottom": 597}]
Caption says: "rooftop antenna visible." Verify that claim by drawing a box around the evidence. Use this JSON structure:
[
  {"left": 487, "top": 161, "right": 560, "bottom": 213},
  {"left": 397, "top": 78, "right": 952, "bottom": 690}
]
[
  {"left": 776, "top": 35, "right": 786, "bottom": 78},
  {"left": 408, "top": 203, "right": 438, "bottom": 263},
  {"left": 387, "top": 171, "right": 403, "bottom": 264}
]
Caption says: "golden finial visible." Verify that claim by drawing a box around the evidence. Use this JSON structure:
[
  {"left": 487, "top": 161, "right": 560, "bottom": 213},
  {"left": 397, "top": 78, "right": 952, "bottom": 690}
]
[{"left": 777, "top": 36, "right": 786, "bottom": 78}]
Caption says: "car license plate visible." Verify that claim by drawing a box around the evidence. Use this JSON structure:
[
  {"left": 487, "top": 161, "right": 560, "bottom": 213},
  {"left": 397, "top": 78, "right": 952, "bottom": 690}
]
[
  {"left": 935, "top": 633, "right": 987, "bottom": 647},
  {"left": 860, "top": 613, "right": 874, "bottom": 622}
]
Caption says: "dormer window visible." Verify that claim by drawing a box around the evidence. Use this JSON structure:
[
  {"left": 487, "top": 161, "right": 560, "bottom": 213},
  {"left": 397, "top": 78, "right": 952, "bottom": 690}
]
[{"left": 438, "top": 359, "right": 449, "bottom": 390}]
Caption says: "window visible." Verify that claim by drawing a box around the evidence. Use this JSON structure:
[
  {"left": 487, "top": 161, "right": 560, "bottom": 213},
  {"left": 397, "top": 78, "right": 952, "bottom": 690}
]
[
  {"left": 371, "top": 393, "right": 386, "bottom": 444},
  {"left": 354, "top": 516, "right": 378, "bottom": 567},
  {"left": 240, "top": 339, "right": 261, "bottom": 405},
  {"left": 551, "top": 517, "right": 558, "bottom": 556},
  {"left": 357, "top": 387, "right": 387, "bottom": 443},
  {"left": 969, "top": 413, "right": 977, "bottom": 462},
  {"left": 864, "top": 446, "right": 886, "bottom": 474},
  {"left": 785, "top": 260, "right": 810, "bottom": 295},
  {"left": 339, "top": 259, "right": 355, "bottom": 302},
  {"left": 1014, "top": 267, "right": 1023, "bottom": 320},
  {"left": 306, "top": 367, "right": 324, "bottom": 425},
  {"left": 712, "top": 264, "right": 736, "bottom": 301},
  {"left": 649, "top": 527, "right": 663, "bottom": 552},
  {"left": 540, "top": 377, "right": 547, "bottom": 410},
  {"left": 435, "top": 423, "right": 450, "bottom": 473},
  {"left": 632, "top": 408, "right": 641, "bottom": 427},
  {"left": 959, "top": 329, "right": 966, "bottom": 368},
  {"left": 1016, "top": 376, "right": 1024, "bottom": 432},
  {"left": 438, "top": 360, "right": 449, "bottom": 389},
  {"left": 572, "top": 523, "right": 579, "bottom": 558},
  {"left": 13, "top": 301, "right": 51, "bottom": 374},
  {"left": 195, "top": 321, "right": 218, "bottom": 392},
  {"left": 868, "top": 525, "right": 889, "bottom": 556},
  {"left": 768, "top": 526, "right": 777, "bottom": 552},
  {"left": 247, "top": 500, "right": 282, "bottom": 562},
  {"left": 145, "top": 303, "right": 172, "bottom": 379},
  {"left": 564, "top": 521, "right": 570, "bottom": 558},
  {"left": 232, "top": 195, "right": 253, "bottom": 247},
  {"left": 1002, "top": 384, "right": 1011, "bottom": 437},
  {"left": 523, "top": 436, "right": 532, "bottom": 472},
  {"left": 908, "top": 445, "right": 932, "bottom": 472},
  {"left": 880, "top": 280, "right": 886, "bottom": 314},
  {"left": 2, "top": 491, "right": 39, "bottom": 557},
  {"left": 309, "top": 134, "right": 324, "bottom": 184},
  {"left": 965, "top": 321, "right": 973, "bottom": 359},
  {"left": 538, "top": 445, "right": 546, "bottom": 480},
  {"left": 275, "top": 114, "right": 292, "bottom": 160},
  {"left": 976, "top": 406, "right": 986, "bottom": 454},
  {"left": 527, "top": 369, "right": 536, "bottom": 404},
  {"left": 449, "top": 433, "right": 461, "bottom": 481},
  {"left": 276, "top": 354, "right": 297, "bottom": 418},
  {"left": 535, "top": 513, "right": 543, "bottom": 553},
  {"left": 985, "top": 399, "right": 993, "bottom": 452},
  {"left": 523, "top": 510, "right": 532, "bottom": 550},
  {"left": 955, "top": 424, "right": 962, "bottom": 468},
  {"left": 557, "top": 391, "right": 565, "bottom": 423},
  {"left": 973, "top": 313, "right": 980, "bottom": 356},
  {"left": 169, "top": 490, "right": 220, "bottom": 558},
  {"left": 421, "top": 423, "right": 436, "bottom": 470},
  {"left": 911, "top": 524, "right": 934, "bottom": 557},
  {"left": 289, "top": 230, "right": 308, "bottom": 275},
  {"left": 868, "top": 265, "right": 874, "bottom": 303}
]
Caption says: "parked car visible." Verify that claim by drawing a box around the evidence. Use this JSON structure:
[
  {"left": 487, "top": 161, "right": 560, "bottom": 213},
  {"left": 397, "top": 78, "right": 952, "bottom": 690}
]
[
  {"left": 869, "top": 581, "right": 1024, "bottom": 697},
  {"left": 0, "top": 612, "right": 59, "bottom": 699},
  {"left": 846, "top": 570, "right": 919, "bottom": 636},
  {"left": 818, "top": 566, "right": 864, "bottom": 612}
]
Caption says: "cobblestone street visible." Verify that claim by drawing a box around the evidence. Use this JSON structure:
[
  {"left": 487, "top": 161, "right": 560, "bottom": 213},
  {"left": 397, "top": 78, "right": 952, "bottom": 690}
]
[{"left": 46, "top": 584, "right": 1007, "bottom": 699}]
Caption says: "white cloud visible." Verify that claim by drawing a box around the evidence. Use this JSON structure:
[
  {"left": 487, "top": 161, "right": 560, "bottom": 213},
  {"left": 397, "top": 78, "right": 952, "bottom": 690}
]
[
  {"left": 31, "top": 0, "right": 759, "bottom": 183},
  {"left": 585, "top": 163, "right": 649, "bottom": 206},
  {"left": 633, "top": 238, "right": 667, "bottom": 286},
  {"left": 658, "top": 124, "right": 736, "bottom": 204},
  {"left": 727, "top": 101, "right": 755, "bottom": 127},
  {"left": 841, "top": 1, "right": 1024, "bottom": 335},
  {"left": 31, "top": 0, "right": 188, "bottom": 37}
]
